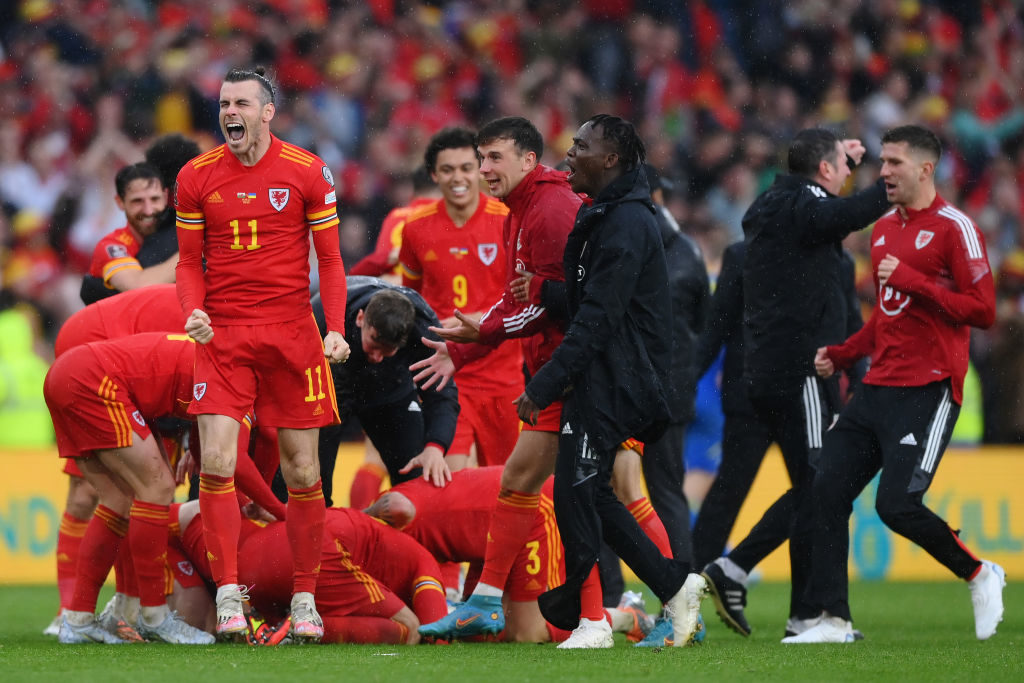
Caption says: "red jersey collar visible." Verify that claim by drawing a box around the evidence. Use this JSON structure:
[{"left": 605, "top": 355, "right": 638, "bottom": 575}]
[{"left": 901, "top": 192, "right": 946, "bottom": 220}]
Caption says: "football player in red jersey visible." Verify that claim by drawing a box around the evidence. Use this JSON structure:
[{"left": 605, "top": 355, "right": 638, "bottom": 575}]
[
  {"left": 399, "top": 127, "right": 523, "bottom": 473},
  {"left": 44, "top": 333, "right": 213, "bottom": 645},
  {"left": 411, "top": 117, "right": 586, "bottom": 642},
  {"left": 366, "top": 467, "right": 655, "bottom": 645},
  {"left": 173, "top": 502, "right": 447, "bottom": 645},
  {"left": 791, "top": 125, "right": 1004, "bottom": 644},
  {"left": 47, "top": 284, "right": 185, "bottom": 637},
  {"left": 85, "top": 163, "right": 178, "bottom": 298},
  {"left": 175, "top": 66, "right": 350, "bottom": 642}
]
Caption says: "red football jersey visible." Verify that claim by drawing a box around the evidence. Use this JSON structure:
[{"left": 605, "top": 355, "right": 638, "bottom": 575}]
[
  {"left": 54, "top": 284, "right": 183, "bottom": 357},
  {"left": 828, "top": 195, "right": 996, "bottom": 404},
  {"left": 395, "top": 466, "right": 554, "bottom": 564},
  {"left": 87, "top": 225, "right": 143, "bottom": 285},
  {"left": 86, "top": 332, "right": 197, "bottom": 421},
  {"left": 350, "top": 197, "right": 435, "bottom": 277},
  {"left": 399, "top": 195, "right": 522, "bottom": 390},
  {"left": 174, "top": 135, "right": 342, "bottom": 326}
]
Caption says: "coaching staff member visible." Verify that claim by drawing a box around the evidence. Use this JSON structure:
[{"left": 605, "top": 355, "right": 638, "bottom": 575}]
[{"left": 701, "top": 128, "right": 890, "bottom": 637}]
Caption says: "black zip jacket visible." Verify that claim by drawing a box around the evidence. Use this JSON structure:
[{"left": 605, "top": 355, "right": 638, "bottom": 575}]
[
  {"left": 526, "top": 168, "right": 672, "bottom": 451},
  {"left": 312, "top": 276, "right": 459, "bottom": 453},
  {"left": 741, "top": 174, "right": 888, "bottom": 397}
]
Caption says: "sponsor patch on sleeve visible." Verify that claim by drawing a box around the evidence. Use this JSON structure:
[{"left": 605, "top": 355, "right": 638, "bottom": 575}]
[{"left": 325, "top": 190, "right": 337, "bottom": 205}]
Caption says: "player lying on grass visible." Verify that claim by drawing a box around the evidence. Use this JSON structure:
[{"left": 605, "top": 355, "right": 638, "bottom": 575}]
[
  {"left": 365, "top": 466, "right": 657, "bottom": 646},
  {"left": 173, "top": 501, "right": 448, "bottom": 644}
]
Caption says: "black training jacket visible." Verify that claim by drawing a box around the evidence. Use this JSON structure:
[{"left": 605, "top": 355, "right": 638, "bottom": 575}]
[
  {"left": 312, "top": 276, "right": 459, "bottom": 452},
  {"left": 741, "top": 174, "right": 888, "bottom": 397},
  {"left": 527, "top": 168, "right": 672, "bottom": 451}
]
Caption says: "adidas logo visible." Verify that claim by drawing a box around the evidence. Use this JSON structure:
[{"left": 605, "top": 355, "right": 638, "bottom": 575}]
[
  {"left": 207, "top": 190, "right": 224, "bottom": 203},
  {"left": 424, "top": 249, "right": 438, "bottom": 262},
  {"left": 408, "top": 401, "right": 421, "bottom": 412},
  {"left": 561, "top": 423, "right": 573, "bottom": 435},
  {"left": 313, "top": 404, "right": 324, "bottom": 416},
  {"left": 899, "top": 433, "right": 917, "bottom": 446},
  {"left": 874, "top": 235, "right": 885, "bottom": 246}
]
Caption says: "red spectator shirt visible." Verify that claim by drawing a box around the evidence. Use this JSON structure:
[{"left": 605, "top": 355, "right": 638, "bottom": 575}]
[
  {"left": 827, "top": 195, "right": 996, "bottom": 404},
  {"left": 174, "top": 135, "right": 346, "bottom": 332},
  {"left": 398, "top": 194, "right": 522, "bottom": 391},
  {"left": 88, "top": 225, "right": 143, "bottom": 286}
]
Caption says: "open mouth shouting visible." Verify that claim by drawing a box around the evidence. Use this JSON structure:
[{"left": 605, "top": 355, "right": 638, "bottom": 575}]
[{"left": 225, "top": 121, "right": 245, "bottom": 143}]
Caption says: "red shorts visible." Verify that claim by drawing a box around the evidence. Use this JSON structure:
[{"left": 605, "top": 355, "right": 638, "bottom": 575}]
[
  {"left": 44, "top": 350, "right": 153, "bottom": 459},
  {"left": 62, "top": 458, "right": 83, "bottom": 477},
  {"left": 448, "top": 385, "right": 521, "bottom": 466},
  {"left": 523, "top": 400, "right": 563, "bottom": 434},
  {"left": 506, "top": 494, "right": 559, "bottom": 602},
  {"left": 167, "top": 535, "right": 206, "bottom": 590},
  {"left": 190, "top": 317, "right": 339, "bottom": 428}
]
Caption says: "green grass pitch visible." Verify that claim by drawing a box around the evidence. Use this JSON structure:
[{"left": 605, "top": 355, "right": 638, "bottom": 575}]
[{"left": 1, "top": 581, "right": 1018, "bottom": 683}]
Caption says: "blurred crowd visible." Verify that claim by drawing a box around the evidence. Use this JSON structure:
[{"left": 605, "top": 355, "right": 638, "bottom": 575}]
[{"left": 2, "top": 0, "right": 1024, "bottom": 442}]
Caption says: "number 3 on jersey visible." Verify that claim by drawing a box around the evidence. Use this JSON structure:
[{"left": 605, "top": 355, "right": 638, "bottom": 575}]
[
  {"left": 452, "top": 274, "right": 468, "bottom": 308},
  {"left": 230, "top": 218, "right": 261, "bottom": 250}
]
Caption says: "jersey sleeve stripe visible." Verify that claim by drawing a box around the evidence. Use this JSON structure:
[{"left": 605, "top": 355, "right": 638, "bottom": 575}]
[
  {"left": 307, "top": 208, "right": 337, "bottom": 220},
  {"left": 938, "top": 207, "right": 983, "bottom": 259},
  {"left": 502, "top": 305, "right": 546, "bottom": 333},
  {"left": 176, "top": 212, "right": 206, "bottom": 230},
  {"left": 280, "top": 150, "right": 313, "bottom": 167},
  {"left": 309, "top": 215, "right": 340, "bottom": 231},
  {"left": 280, "top": 143, "right": 315, "bottom": 162},
  {"left": 102, "top": 259, "right": 143, "bottom": 281},
  {"left": 397, "top": 263, "right": 421, "bottom": 280}
]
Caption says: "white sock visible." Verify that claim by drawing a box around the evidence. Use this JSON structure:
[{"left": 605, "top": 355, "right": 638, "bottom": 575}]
[
  {"left": 140, "top": 604, "right": 170, "bottom": 627},
  {"left": 121, "top": 595, "right": 141, "bottom": 624},
  {"left": 215, "top": 583, "right": 240, "bottom": 603},
  {"left": 472, "top": 583, "right": 503, "bottom": 599},
  {"left": 65, "top": 610, "right": 94, "bottom": 626},
  {"left": 291, "top": 591, "right": 315, "bottom": 609},
  {"left": 969, "top": 563, "right": 989, "bottom": 586},
  {"left": 715, "top": 556, "right": 749, "bottom": 585},
  {"left": 605, "top": 608, "right": 632, "bottom": 632}
]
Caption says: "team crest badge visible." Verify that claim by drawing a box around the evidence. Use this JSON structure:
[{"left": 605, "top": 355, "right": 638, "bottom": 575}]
[
  {"left": 269, "top": 188, "right": 290, "bottom": 211},
  {"left": 915, "top": 230, "right": 934, "bottom": 249},
  {"left": 177, "top": 561, "right": 194, "bottom": 576},
  {"left": 131, "top": 410, "right": 145, "bottom": 427},
  {"left": 478, "top": 243, "right": 498, "bottom": 266},
  {"left": 193, "top": 382, "right": 207, "bottom": 401}
]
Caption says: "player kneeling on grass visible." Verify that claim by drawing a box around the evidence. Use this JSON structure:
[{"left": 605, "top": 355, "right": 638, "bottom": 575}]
[
  {"left": 43, "top": 333, "right": 214, "bottom": 645},
  {"left": 366, "top": 466, "right": 658, "bottom": 647}
]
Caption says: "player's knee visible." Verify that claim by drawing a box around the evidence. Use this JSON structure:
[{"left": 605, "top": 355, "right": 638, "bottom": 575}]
[{"left": 66, "top": 478, "right": 99, "bottom": 517}]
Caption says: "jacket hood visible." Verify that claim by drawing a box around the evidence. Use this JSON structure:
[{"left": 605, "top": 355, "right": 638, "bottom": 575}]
[{"left": 504, "top": 164, "right": 572, "bottom": 215}]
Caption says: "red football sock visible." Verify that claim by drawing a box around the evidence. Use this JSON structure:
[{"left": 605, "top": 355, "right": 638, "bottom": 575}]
[
  {"left": 199, "top": 473, "right": 240, "bottom": 586},
  {"left": 287, "top": 479, "right": 325, "bottom": 595},
  {"left": 580, "top": 564, "right": 605, "bottom": 621},
  {"left": 546, "top": 621, "right": 572, "bottom": 643},
  {"left": 69, "top": 505, "right": 127, "bottom": 613},
  {"left": 439, "top": 562, "right": 461, "bottom": 596},
  {"left": 321, "top": 615, "right": 407, "bottom": 644},
  {"left": 129, "top": 501, "right": 170, "bottom": 607},
  {"left": 411, "top": 575, "right": 448, "bottom": 625},
  {"left": 349, "top": 463, "right": 387, "bottom": 509},
  {"left": 56, "top": 511, "right": 89, "bottom": 609},
  {"left": 478, "top": 488, "right": 541, "bottom": 590},
  {"left": 627, "top": 497, "right": 673, "bottom": 558},
  {"left": 113, "top": 535, "right": 139, "bottom": 598}
]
